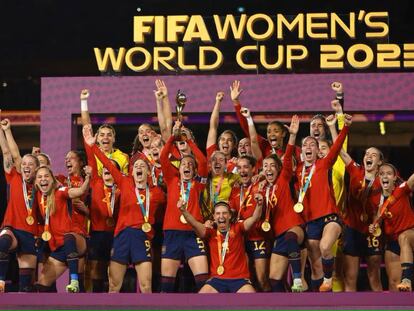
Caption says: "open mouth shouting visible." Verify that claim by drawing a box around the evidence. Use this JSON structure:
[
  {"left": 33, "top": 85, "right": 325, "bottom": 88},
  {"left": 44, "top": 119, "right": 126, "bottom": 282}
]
[
  {"left": 183, "top": 168, "right": 192, "bottom": 179},
  {"left": 142, "top": 135, "right": 151, "bottom": 146},
  {"left": 221, "top": 144, "right": 229, "bottom": 154},
  {"left": 365, "top": 159, "right": 373, "bottom": 170},
  {"left": 22, "top": 167, "right": 32, "bottom": 179},
  {"left": 269, "top": 137, "right": 279, "bottom": 148},
  {"left": 39, "top": 180, "right": 50, "bottom": 192},
  {"left": 381, "top": 178, "right": 390, "bottom": 189},
  {"left": 265, "top": 170, "right": 275, "bottom": 183},
  {"left": 66, "top": 162, "right": 73, "bottom": 173}
]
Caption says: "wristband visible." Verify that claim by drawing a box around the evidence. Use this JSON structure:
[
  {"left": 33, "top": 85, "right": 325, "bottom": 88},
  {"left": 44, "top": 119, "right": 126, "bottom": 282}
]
[{"left": 81, "top": 100, "right": 88, "bottom": 111}]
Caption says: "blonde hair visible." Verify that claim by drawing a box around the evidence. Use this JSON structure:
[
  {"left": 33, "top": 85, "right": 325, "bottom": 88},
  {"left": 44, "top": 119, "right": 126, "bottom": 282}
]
[{"left": 35, "top": 166, "right": 59, "bottom": 215}]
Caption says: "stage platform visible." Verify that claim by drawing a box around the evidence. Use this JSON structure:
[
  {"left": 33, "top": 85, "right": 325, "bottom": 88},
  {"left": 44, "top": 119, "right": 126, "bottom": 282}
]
[{"left": 0, "top": 292, "right": 413, "bottom": 310}]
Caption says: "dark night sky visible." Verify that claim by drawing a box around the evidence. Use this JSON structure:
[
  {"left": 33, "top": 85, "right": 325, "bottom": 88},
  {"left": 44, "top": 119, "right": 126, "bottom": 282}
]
[{"left": 1, "top": 0, "right": 413, "bottom": 109}]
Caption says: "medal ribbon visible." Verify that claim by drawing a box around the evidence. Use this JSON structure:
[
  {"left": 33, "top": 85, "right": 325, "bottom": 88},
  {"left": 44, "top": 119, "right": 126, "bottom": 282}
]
[
  {"left": 360, "top": 177, "right": 375, "bottom": 219},
  {"left": 104, "top": 185, "right": 116, "bottom": 217},
  {"left": 237, "top": 183, "right": 253, "bottom": 221},
  {"left": 210, "top": 175, "right": 225, "bottom": 206},
  {"left": 216, "top": 229, "right": 230, "bottom": 268},
  {"left": 151, "top": 166, "right": 157, "bottom": 186},
  {"left": 22, "top": 179, "right": 35, "bottom": 216},
  {"left": 41, "top": 195, "right": 50, "bottom": 232},
  {"left": 298, "top": 164, "right": 315, "bottom": 204},
  {"left": 265, "top": 184, "right": 276, "bottom": 221},
  {"left": 136, "top": 186, "right": 150, "bottom": 223},
  {"left": 180, "top": 181, "right": 192, "bottom": 211},
  {"left": 373, "top": 194, "right": 395, "bottom": 226}
]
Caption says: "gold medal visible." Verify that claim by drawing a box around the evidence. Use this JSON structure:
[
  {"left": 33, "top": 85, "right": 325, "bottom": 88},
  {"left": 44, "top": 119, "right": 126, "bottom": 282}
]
[
  {"left": 42, "top": 231, "right": 52, "bottom": 241},
  {"left": 180, "top": 214, "right": 187, "bottom": 224},
  {"left": 142, "top": 222, "right": 152, "bottom": 233},
  {"left": 26, "top": 215, "right": 34, "bottom": 225},
  {"left": 293, "top": 202, "right": 304, "bottom": 213},
  {"left": 261, "top": 221, "right": 271, "bottom": 232},
  {"left": 372, "top": 226, "right": 382, "bottom": 237},
  {"left": 217, "top": 265, "right": 225, "bottom": 275},
  {"left": 106, "top": 217, "right": 115, "bottom": 227},
  {"left": 360, "top": 213, "right": 368, "bottom": 223}
]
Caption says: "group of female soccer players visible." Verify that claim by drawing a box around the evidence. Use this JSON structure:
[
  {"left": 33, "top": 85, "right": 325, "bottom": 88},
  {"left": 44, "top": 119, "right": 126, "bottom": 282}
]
[{"left": 0, "top": 79, "right": 413, "bottom": 294}]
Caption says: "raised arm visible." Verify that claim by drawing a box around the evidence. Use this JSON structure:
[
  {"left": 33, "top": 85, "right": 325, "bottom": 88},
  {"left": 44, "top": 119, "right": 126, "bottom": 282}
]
[
  {"left": 0, "top": 114, "right": 13, "bottom": 174},
  {"left": 326, "top": 114, "right": 338, "bottom": 141},
  {"left": 154, "top": 79, "right": 172, "bottom": 142},
  {"left": 160, "top": 124, "right": 179, "bottom": 180},
  {"left": 178, "top": 199, "right": 206, "bottom": 238},
  {"left": 1, "top": 118, "right": 21, "bottom": 172},
  {"left": 407, "top": 172, "right": 414, "bottom": 191},
  {"left": 231, "top": 80, "right": 249, "bottom": 136},
  {"left": 240, "top": 107, "right": 262, "bottom": 160},
  {"left": 339, "top": 149, "right": 353, "bottom": 166},
  {"left": 83, "top": 135, "right": 99, "bottom": 181},
  {"left": 80, "top": 89, "right": 92, "bottom": 126},
  {"left": 206, "top": 91, "right": 224, "bottom": 149},
  {"left": 68, "top": 166, "right": 91, "bottom": 199},
  {"left": 280, "top": 115, "right": 299, "bottom": 179},
  {"left": 243, "top": 192, "right": 263, "bottom": 231},
  {"left": 188, "top": 138, "right": 208, "bottom": 178},
  {"left": 83, "top": 124, "right": 123, "bottom": 184},
  {"left": 331, "top": 81, "right": 344, "bottom": 110},
  {"left": 324, "top": 114, "right": 352, "bottom": 167}
]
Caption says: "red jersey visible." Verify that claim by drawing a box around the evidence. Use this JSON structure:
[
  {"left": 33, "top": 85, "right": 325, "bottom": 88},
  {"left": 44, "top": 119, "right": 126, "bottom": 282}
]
[
  {"left": 160, "top": 136, "right": 207, "bottom": 231},
  {"left": 228, "top": 183, "right": 264, "bottom": 241},
  {"left": 2, "top": 168, "right": 38, "bottom": 235},
  {"left": 234, "top": 101, "right": 302, "bottom": 161},
  {"left": 85, "top": 143, "right": 121, "bottom": 232},
  {"left": 129, "top": 151, "right": 150, "bottom": 175},
  {"left": 378, "top": 183, "right": 414, "bottom": 240},
  {"left": 91, "top": 144, "right": 166, "bottom": 239},
  {"left": 344, "top": 161, "right": 382, "bottom": 233},
  {"left": 36, "top": 187, "right": 72, "bottom": 251},
  {"left": 295, "top": 126, "right": 349, "bottom": 222},
  {"left": 268, "top": 144, "right": 304, "bottom": 237},
  {"left": 56, "top": 174, "right": 88, "bottom": 236},
  {"left": 205, "top": 222, "right": 250, "bottom": 279}
]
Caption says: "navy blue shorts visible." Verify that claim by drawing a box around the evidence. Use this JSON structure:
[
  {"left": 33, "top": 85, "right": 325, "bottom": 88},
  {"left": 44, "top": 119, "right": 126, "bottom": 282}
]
[
  {"left": 306, "top": 214, "right": 341, "bottom": 240},
  {"left": 385, "top": 239, "right": 400, "bottom": 256},
  {"left": 205, "top": 277, "right": 252, "bottom": 293},
  {"left": 111, "top": 227, "right": 151, "bottom": 264},
  {"left": 8, "top": 228, "right": 36, "bottom": 255},
  {"left": 272, "top": 233, "right": 289, "bottom": 257},
  {"left": 245, "top": 240, "right": 270, "bottom": 259},
  {"left": 342, "top": 226, "right": 382, "bottom": 257},
  {"left": 50, "top": 246, "right": 66, "bottom": 263},
  {"left": 161, "top": 230, "right": 206, "bottom": 260},
  {"left": 272, "top": 231, "right": 306, "bottom": 257},
  {"left": 88, "top": 231, "right": 113, "bottom": 261}
]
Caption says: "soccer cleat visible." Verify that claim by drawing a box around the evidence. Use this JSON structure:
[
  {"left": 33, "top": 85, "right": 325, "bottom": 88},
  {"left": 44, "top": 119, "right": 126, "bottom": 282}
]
[
  {"left": 0, "top": 280, "right": 5, "bottom": 293},
  {"left": 66, "top": 279, "right": 80, "bottom": 293},
  {"left": 291, "top": 278, "right": 304, "bottom": 292},
  {"left": 319, "top": 278, "right": 333, "bottom": 292},
  {"left": 397, "top": 279, "right": 412, "bottom": 292}
]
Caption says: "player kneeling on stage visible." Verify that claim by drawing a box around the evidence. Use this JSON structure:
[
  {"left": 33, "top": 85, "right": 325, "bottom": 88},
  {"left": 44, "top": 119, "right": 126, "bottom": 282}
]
[{"left": 179, "top": 199, "right": 263, "bottom": 293}]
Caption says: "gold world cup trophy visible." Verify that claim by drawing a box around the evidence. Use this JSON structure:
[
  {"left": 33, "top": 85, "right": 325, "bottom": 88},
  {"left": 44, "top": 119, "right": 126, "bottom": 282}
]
[{"left": 175, "top": 89, "right": 187, "bottom": 139}]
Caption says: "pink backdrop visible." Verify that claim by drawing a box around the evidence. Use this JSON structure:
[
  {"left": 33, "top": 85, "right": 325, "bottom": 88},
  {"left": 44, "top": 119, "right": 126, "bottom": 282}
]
[{"left": 41, "top": 73, "right": 414, "bottom": 173}]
